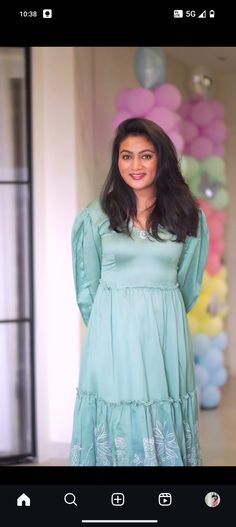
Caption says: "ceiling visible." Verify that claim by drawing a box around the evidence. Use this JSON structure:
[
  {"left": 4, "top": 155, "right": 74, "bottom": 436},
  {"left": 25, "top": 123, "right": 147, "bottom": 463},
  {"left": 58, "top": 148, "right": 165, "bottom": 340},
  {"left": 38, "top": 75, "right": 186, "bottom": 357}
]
[{"left": 163, "top": 47, "right": 236, "bottom": 74}]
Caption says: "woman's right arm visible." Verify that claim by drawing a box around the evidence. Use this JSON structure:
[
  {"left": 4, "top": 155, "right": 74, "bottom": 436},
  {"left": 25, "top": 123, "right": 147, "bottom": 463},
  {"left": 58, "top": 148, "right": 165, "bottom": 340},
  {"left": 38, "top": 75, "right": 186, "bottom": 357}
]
[{"left": 71, "top": 207, "right": 102, "bottom": 326}]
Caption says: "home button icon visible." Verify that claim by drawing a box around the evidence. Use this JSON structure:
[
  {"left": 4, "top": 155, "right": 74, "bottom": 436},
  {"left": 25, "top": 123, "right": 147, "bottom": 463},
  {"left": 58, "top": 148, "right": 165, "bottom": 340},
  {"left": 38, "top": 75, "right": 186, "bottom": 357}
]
[{"left": 17, "top": 493, "right": 31, "bottom": 507}]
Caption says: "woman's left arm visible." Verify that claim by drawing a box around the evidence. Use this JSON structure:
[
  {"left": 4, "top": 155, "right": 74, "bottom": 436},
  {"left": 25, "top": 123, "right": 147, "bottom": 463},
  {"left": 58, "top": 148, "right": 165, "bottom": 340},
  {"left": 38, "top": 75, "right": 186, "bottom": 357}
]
[{"left": 177, "top": 209, "right": 210, "bottom": 313}]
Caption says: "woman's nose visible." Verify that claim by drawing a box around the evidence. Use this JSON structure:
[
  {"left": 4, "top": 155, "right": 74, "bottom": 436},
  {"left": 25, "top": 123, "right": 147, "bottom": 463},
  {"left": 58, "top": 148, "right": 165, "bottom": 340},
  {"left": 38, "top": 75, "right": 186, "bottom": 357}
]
[{"left": 131, "top": 156, "right": 142, "bottom": 170}]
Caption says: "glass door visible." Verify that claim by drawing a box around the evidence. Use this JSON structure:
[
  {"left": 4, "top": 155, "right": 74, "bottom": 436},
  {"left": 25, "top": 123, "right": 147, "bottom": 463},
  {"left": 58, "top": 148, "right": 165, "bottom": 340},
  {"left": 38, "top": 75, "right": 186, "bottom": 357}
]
[{"left": 0, "top": 47, "right": 35, "bottom": 463}]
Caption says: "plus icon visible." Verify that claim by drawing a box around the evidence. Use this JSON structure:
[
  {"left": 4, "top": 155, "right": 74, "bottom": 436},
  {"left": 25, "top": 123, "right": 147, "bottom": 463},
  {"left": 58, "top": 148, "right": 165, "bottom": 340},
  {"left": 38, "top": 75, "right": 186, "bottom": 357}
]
[{"left": 111, "top": 493, "right": 125, "bottom": 506}]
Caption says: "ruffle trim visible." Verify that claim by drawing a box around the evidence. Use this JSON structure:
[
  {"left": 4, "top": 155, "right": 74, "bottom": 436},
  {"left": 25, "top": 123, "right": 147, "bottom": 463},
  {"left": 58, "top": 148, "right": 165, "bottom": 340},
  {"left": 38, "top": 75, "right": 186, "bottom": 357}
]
[{"left": 76, "top": 388, "right": 198, "bottom": 407}]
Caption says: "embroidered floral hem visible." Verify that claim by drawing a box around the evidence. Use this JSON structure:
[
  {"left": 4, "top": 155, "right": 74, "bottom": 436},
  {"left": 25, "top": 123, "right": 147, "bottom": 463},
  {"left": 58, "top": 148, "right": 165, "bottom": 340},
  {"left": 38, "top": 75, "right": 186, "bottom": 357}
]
[{"left": 69, "top": 389, "right": 202, "bottom": 467}]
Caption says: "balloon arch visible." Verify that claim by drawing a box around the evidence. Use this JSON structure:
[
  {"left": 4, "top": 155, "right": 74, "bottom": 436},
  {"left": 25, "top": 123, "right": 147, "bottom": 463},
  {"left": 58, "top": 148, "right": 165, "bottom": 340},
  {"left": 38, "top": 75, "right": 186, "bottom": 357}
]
[{"left": 112, "top": 47, "right": 229, "bottom": 410}]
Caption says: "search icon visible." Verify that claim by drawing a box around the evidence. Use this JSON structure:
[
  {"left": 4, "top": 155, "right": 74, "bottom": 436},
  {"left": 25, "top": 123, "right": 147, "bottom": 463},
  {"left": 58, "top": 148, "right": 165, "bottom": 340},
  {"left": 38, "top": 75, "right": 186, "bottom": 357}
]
[{"left": 64, "top": 493, "right": 78, "bottom": 506}]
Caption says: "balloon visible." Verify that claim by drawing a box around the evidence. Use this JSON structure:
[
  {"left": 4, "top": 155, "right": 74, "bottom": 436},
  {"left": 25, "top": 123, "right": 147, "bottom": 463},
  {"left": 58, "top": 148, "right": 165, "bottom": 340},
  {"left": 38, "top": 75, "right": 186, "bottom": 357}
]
[
  {"left": 126, "top": 87, "right": 155, "bottom": 116},
  {"left": 168, "top": 131, "right": 184, "bottom": 153},
  {"left": 200, "top": 385, "right": 221, "bottom": 409},
  {"left": 189, "top": 101, "right": 215, "bottom": 126},
  {"left": 199, "top": 347, "right": 224, "bottom": 371},
  {"left": 213, "top": 144, "right": 225, "bottom": 157},
  {"left": 211, "top": 100, "right": 225, "bottom": 119},
  {"left": 134, "top": 47, "right": 166, "bottom": 89},
  {"left": 202, "top": 120, "right": 228, "bottom": 143},
  {"left": 211, "top": 331, "right": 228, "bottom": 350},
  {"left": 195, "top": 364, "right": 209, "bottom": 388},
  {"left": 192, "top": 294, "right": 210, "bottom": 316},
  {"left": 112, "top": 110, "right": 132, "bottom": 130},
  {"left": 146, "top": 106, "right": 177, "bottom": 133},
  {"left": 179, "top": 120, "right": 198, "bottom": 143},
  {"left": 115, "top": 88, "right": 131, "bottom": 110},
  {"left": 210, "top": 366, "right": 228, "bottom": 387},
  {"left": 187, "top": 314, "right": 199, "bottom": 334},
  {"left": 188, "top": 137, "right": 214, "bottom": 160},
  {"left": 188, "top": 172, "right": 202, "bottom": 198},
  {"left": 192, "top": 333, "right": 211, "bottom": 356},
  {"left": 198, "top": 173, "right": 225, "bottom": 201},
  {"left": 189, "top": 66, "right": 214, "bottom": 100},
  {"left": 197, "top": 199, "right": 213, "bottom": 218},
  {"left": 200, "top": 316, "right": 223, "bottom": 336},
  {"left": 201, "top": 156, "right": 225, "bottom": 179},
  {"left": 154, "top": 83, "right": 182, "bottom": 110},
  {"left": 212, "top": 188, "right": 229, "bottom": 209},
  {"left": 208, "top": 217, "right": 223, "bottom": 237},
  {"left": 206, "top": 253, "right": 221, "bottom": 275},
  {"left": 179, "top": 101, "right": 191, "bottom": 119},
  {"left": 180, "top": 155, "right": 200, "bottom": 182}
]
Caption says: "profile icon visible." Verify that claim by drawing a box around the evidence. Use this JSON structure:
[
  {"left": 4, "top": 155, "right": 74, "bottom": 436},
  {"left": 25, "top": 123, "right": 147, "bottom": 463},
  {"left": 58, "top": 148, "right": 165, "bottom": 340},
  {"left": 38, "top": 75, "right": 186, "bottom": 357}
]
[{"left": 205, "top": 492, "right": 220, "bottom": 507}]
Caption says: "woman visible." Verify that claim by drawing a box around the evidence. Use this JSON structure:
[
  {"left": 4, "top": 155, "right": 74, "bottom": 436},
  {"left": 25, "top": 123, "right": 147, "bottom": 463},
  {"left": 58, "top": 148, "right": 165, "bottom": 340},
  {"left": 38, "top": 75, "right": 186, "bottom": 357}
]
[{"left": 70, "top": 117, "right": 209, "bottom": 466}]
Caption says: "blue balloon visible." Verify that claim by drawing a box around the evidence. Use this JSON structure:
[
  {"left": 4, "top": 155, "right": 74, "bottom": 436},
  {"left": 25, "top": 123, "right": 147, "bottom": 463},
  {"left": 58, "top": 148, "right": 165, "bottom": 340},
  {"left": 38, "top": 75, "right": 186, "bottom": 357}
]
[
  {"left": 199, "top": 348, "right": 224, "bottom": 372},
  {"left": 134, "top": 47, "right": 166, "bottom": 89},
  {"left": 194, "top": 364, "right": 209, "bottom": 388},
  {"left": 210, "top": 367, "right": 228, "bottom": 387},
  {"left": 211, "top": 331, "right": 228, "bottom": 351},
  {"left": 200, "top": 385, "right": 221, "bottom": 409},
  {"left": 192, "top": 333, "right": 211, "bottom": 356}
]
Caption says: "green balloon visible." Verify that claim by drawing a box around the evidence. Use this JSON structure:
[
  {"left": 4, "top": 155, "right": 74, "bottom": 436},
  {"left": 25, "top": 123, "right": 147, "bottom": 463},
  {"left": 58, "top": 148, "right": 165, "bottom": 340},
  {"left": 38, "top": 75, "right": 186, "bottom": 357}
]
[
  {"left": 188, "top": 172, "right": 202, "bottom": 198},
  {"left": 212, "top": 188, "right": 230, "bottom": 209},
  {"left": 180, "top": 155, "right": 200, "bottom": 182},
  {"left": 201, "top": 156, "right": 226, "bottom": 183}
]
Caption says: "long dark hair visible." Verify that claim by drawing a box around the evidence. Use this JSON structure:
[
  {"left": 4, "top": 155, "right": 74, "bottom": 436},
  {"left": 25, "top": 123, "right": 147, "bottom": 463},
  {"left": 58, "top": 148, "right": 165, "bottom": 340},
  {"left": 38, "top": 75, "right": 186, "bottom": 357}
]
[{"left": 99, "top": 117, "right": 199, "bottom": 242}]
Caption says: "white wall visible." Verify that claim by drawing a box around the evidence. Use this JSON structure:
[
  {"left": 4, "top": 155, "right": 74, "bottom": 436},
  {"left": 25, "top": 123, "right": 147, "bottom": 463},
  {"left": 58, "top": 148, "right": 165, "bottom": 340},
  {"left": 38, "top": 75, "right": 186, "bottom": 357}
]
[{"left": 32, "top": 47, "right": 80, "bottom": 461}]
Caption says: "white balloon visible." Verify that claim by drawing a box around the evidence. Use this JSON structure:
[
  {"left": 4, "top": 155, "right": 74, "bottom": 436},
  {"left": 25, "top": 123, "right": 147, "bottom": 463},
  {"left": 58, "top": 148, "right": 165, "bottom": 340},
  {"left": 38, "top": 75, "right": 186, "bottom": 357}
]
[{"left": 134, "top": 47, "right": 166, "bottom": 89}]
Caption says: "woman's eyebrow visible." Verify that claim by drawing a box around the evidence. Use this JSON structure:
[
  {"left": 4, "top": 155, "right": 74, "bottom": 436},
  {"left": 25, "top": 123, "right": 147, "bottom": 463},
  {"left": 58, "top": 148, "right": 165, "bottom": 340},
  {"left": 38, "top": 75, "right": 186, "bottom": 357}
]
[{"left": 120, "top": 149, "right": 155, "bottom": 154}]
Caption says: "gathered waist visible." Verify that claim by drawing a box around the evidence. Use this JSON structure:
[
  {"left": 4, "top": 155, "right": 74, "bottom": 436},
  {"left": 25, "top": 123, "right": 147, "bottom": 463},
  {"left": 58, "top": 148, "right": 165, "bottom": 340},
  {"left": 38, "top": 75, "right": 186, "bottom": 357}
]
[{"left": 99, "top": 278, "right": 179, "bottom": 291}]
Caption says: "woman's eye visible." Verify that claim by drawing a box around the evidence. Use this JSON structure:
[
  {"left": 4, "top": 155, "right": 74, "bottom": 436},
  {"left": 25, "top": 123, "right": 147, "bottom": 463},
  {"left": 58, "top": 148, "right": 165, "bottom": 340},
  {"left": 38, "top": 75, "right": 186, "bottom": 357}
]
[
  {"left": 122, "top": 155, "right": 131, "bottom": 160},
  {"left": 142, "top": 154, "right": 152, "bottom": 159}
]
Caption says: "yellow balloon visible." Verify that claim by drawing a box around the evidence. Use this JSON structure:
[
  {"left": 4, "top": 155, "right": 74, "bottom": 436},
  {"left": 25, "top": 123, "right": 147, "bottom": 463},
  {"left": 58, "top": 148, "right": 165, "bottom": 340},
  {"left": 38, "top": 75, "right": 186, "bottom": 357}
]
[
  {"left": 217, "top": 303, "right": 229, "bottom": 319},
  {"left": 201, "top": 271, "right": 211, "bottom": 291},
  {"left": 192, "top": 294, "right": 210, "bottom": 315},
  {"left": 210, "top": 278, "right": 228, "bottom": 300},
  {"left": 200, "top": 316, "right": 223, "bottom": 336},
  {"left": 187, "top": 313, "right": 199, "bottom": 335},
  {"left": 218, "top": 265, "right": 228, "bottom": 280}
]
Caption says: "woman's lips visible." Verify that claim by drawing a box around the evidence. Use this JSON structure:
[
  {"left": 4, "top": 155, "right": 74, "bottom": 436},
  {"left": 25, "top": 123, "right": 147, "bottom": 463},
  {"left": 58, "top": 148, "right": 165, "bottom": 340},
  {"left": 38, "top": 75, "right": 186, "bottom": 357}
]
[{"left": 130, "top": 174, "right": 145, "bottom": 180}]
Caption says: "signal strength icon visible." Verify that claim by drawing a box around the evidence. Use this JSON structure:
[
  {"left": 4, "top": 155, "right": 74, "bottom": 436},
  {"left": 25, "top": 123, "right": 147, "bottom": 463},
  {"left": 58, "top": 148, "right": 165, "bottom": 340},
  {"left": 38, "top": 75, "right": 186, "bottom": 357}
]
[{"left": 198, "top": 10, "right": 206, "bottom": 17}]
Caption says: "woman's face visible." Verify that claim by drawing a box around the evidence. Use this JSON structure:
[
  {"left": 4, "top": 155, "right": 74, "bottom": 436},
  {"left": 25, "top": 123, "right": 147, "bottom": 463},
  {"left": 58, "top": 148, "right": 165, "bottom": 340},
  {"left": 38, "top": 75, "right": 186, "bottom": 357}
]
[{"left": 118, "top": 134, "right": 158, "bottom": 194}]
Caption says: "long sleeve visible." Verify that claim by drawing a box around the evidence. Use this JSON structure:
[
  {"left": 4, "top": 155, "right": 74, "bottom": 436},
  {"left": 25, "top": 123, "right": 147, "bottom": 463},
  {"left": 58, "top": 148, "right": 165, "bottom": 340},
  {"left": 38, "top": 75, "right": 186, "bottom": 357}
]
[
  {"left": 177, "top": 209, "right": 209, "bottom": 313},
  {"left": 71, "top": 207, "right": 102, "bottom": 326}
]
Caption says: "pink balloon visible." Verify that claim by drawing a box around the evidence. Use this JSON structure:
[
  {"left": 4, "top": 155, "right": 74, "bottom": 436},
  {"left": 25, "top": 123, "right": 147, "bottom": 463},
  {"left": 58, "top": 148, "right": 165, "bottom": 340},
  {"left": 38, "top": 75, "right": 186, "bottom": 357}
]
[
  {"left": 210, "top": 239, "right": 225, "bottom": 254},
  {"left": 179, "top": 101, "right": 192, "bottom": 119},
  {"left": 115, "top": 88, "right": 131, "bottom": 110},
  {"left": 126, "top": 87, "right": 155, "bottom": 116},
  {"left": 189, "top": 101, "right": 215, "bottom": 126},
  {"left": 188, "top": 137, "right": 214, "bottom": 160},
  {"left": 112, "top": 110, "right": 132, "bottom": 130},
  {"left": 168, "top": 131, "right": 184, "bottom": 153},
  {"left": 179, "top": 120, "right": 198, "bottom": 142},
  {"left": 153, "top": 83, "right": 182, "bottom": 111},
  {"left": 213, "top": 144, "right": 225, "bottom": 157},
  {"left": 202, "top": 120, "right": 228, "bottom": 143},
  {"left": 211, "top": 100, "right": 225, "bottom": 119},
  {"left": 206, "top": 253, "right": 221, "bottom": 275},
  {"left": 209, "top": 217, "right": 224, "bottom": 239},
  {"left": 146, "top": 106, "right": 177, "bottom": 133},
  {"left": 215, "top": 210, "right": 226, "bottom": 223},
  {"left": 198, "top": 200, "right": 214, "bottom": 218}
]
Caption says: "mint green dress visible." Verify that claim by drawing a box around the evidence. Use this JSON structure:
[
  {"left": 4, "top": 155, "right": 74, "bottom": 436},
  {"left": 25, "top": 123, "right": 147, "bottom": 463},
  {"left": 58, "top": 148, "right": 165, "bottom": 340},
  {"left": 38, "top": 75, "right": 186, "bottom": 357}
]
[{"left": 70, "top": 198, "right": 209, "bottom": 466}]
